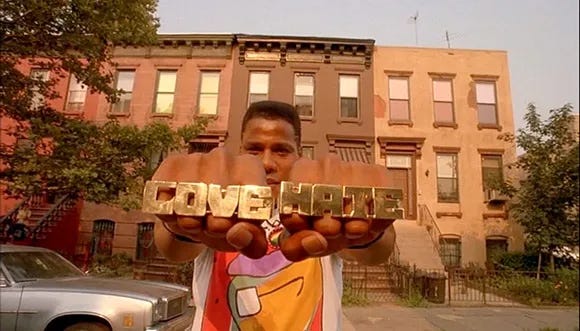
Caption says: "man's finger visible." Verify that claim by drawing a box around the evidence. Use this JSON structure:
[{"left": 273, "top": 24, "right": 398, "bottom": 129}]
[
  {"left": 226, "top": 222, "right": 268, "bottom": 259},
  {"left": 280, "top": 230, "right": 328, "bottom": 262}
]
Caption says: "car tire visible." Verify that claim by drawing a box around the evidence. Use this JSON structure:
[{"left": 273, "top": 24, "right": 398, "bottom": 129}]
[{"left": 63, "top": 321, "right": 110, "bottom": 331}]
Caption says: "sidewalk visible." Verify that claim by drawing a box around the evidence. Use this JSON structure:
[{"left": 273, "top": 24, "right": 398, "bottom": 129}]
[{"left": 342, "top": 304, "right": 580, "bottom": 331}]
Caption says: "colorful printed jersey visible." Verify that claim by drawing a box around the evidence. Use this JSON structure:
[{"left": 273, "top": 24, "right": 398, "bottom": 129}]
[{"left": 190, "top": 213, "right": 343, "bottom": 331}]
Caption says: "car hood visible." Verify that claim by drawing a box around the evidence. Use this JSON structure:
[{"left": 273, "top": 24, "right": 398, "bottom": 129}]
[{"left": 21, "top": 277, "right": 189, "bottom": 302}]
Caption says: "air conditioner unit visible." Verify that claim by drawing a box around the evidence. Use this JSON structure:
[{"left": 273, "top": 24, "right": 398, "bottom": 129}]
[{"left": 484, "top": 189, "right": 509, "bottom": 203}]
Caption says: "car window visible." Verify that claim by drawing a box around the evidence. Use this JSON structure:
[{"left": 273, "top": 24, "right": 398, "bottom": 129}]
[{"left": 1, "top": 251, "right": 84, "bottom": 282}]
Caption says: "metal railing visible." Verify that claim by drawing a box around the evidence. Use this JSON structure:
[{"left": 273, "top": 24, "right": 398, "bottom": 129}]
[
  {"left": 31, "top": 194, "right": 77, "bottom": 240},
  {"left": 418, "top": 204, "right": 447, "bottom": 255}
]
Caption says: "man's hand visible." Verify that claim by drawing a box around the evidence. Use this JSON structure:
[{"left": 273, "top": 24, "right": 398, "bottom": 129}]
[
  {"left": 151, "top": 148, "right": 270, "bottom": 259},
  {"left": 279, "top": 154, "right": 397, "bottom": 262}
]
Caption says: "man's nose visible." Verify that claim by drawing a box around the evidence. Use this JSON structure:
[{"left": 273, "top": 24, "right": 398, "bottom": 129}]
[{"left": 261, "top": 150, "right": 277, "bottom": 174}]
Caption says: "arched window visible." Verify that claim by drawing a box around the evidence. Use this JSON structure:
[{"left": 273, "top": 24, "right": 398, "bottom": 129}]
[
  {"left": 136, "top": 222, "right": 157, "bottom": 260},
  {"left": 486, "top": 235, "right": 508, "bottom": 263},
  {"left": 91, "top": 219, "right": 115, "bottom": 256},
  {"left": 439, "top": 234, "right": 462, "bottom": 268}
]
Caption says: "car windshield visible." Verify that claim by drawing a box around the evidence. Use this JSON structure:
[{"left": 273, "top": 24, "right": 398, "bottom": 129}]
[{"left": 1, "top": 251, "right": 85, "bottom": 282}]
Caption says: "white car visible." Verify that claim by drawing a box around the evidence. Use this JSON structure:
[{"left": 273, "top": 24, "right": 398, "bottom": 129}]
[{"left": 0, "top": 244, "right": 193, "bottom": 331}]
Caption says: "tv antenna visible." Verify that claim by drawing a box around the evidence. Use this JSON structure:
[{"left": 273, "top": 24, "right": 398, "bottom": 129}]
[{"left": 408, "top": 11, "right": 419, "bottom": 45}]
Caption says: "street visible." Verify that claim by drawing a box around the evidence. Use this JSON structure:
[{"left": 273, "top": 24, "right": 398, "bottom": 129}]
[{"left": 343, "top": 304, "right": 579, "bottom": 331}]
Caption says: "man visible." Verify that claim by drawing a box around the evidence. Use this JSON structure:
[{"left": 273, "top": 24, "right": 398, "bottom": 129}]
[{"left": 151, "top": 101, "right": 397, "bottom": 330}]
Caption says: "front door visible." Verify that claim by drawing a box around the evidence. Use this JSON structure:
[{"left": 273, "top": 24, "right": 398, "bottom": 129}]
[{"left": 385, "top": 154, "right": 416, "bottom": 219}]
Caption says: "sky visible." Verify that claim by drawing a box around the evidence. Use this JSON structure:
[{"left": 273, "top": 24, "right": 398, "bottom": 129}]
[{"left": 156, "top": 0, "right": 579, "bottom": 133}]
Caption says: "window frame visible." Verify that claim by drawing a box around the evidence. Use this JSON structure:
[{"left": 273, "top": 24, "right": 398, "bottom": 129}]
[
  {"left": 432, "top": 78, "right": 456, "bottom": 126},
  {"left": 481, "top": 154, "right": 503, "bottom": 191},
  {"left": 294, "top": 72, "right": 315, "bottom": 119},
  {"left": 301, "top": 145, "right": 315, "bottom": 160},
  {"left": 111, "top": 69, "right": 136, "bottom": 114},
  {"left": 387, "top": 75, "right": 411, "bottom": 124},
  {"left": 30, "top": 68, "right": 50, "bottom": 109},
  {"left": 136, "top": 222, "right": 156, "bottom": 261},
  {"left": 65, "top": 75, "right": 88, "bottom": 113},
  {"left": 153, "top": 70, "right": 178, "bottom": 114},
  {"left": 475, "top": 80, "right": 500, "bottom": 127},
  {"left": 338, "top": 74, "right": 360, "bottom": 121},
  {"left": 248, "top": 71, "right": 270, "bottom": 106},
  {"left": 198, "top": 71, "right": 221, "bottom": 116},
  {"left": 439, "top": 235, "right": 462, "bottom": 268},
  {"left": 485, "top": 236, "right": 509, "bottom": 263},
  {"left": 90, "top": 219, "right": 115, "bottom": 256},
  {"left": 436, "top": 152, "right": 460, "bottom": 203}
]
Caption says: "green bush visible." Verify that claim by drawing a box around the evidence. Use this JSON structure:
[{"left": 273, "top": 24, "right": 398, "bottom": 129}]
[
  {"left": 88, "top": 253, "right": 134, "bottom": 278},
  {"left": 493, "top": 252, "right": 539, "bottom": 272},
  {"left": 341, "top": 280, "right": 370, "bottom": 306},
  {"left": 492, "top": 268, "right": 579, "bottom": 306},
  {"left": 399, "top": 285, "right": 428, "bottom": 308}
]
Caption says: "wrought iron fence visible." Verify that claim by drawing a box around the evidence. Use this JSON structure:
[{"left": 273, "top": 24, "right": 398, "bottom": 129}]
[{"left": 342, "top": 263, "right": 578, "bottom": 306}]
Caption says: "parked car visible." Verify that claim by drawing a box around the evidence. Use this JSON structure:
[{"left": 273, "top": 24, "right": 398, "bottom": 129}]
[{"left": 0, "top": 244, "right": 193, "bottom": 331}]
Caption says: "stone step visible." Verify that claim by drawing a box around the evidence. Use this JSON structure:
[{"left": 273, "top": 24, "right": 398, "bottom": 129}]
[{"left": 393, "top": 219, "right": 445, "bottom": 270}]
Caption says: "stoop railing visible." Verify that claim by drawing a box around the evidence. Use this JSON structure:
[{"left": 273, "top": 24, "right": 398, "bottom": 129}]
[{"left": 418, "top": 204, "right": 447, "bottom": 256}]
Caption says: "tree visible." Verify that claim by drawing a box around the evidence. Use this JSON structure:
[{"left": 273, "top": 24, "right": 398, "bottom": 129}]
[
  {"left": 498, "top": 104, "right": 579, "bottom": 273},
  {"left": 1, "top": 0, "right": 159, "bottom": 119},
  {"left": 1, "top": 117, "right": 210, "bottom": 209},
  {"left": 0, "top": 1, "right": 210, "bottom": 209}
]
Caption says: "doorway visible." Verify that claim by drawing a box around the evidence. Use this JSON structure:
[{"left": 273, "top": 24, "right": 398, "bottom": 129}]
[{"left": 385, "top": 154, "right": 416, "bottom": 219}]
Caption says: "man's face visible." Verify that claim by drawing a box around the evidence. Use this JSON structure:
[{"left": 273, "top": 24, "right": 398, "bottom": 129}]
[{"left": 241, "top": 117, "right": 300, "bottom": 198}]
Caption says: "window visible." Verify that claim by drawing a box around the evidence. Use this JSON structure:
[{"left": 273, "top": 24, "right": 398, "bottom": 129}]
[
  {"left": 339, "top": 75, "right": 359, "bottom": 119},
  {"left": 90, "top": 220, "right": 115, "bottom": 256},
  {"left": 111, "top": 70, "right": 135, "bottom": 113},
  {"left": 486, "top": 237, "right": 508, "bottom": 263},
  {"left": 481, "top": 155, "right": 503, "bottom": 190},
  {"left": 199, "top": 71, "right": 220, "bottom": 115},
  {"left": 65, "top": 75, "right": 87, "bottom": 112},
  {"left": 248, "top": 72, "right": 269, "bottom": 105},
  {"left": 388, "top": 77, "right": 410, "bottom": 121},
  {"left": 30, "top": 69, "right": 50, "bottom": 109},
  {"left": 439, "top": 236, "right": 462, "bottom": 268},
  {"left": 433, "top": 79, "right": 454, "bottom": 123},
  {"left": 294, "top": 73, "right": 314, "bottom": 117},
  {"left": 475, "top": 81, "right": 498, "bottom": 125},
  {"left": 154, "top": 70, "right": 177, "bottom": 114},
  {"left": 437, "top": 153, "right": 459, "bottom": 202},
  {"left": 301, "top": 146, "right": 314, "bottom": 160},
  {"left": 136, "top": 222, "right": 157, "bottom": 260},
  {"left": 189, "top": 142, "right": 218, "bottom": 154},
  {"left": 148, "top": 149, "right": 167, "bottom": 171}
]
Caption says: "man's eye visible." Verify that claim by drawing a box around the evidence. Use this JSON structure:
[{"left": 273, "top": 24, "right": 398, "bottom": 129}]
[{"left": 246, "top": 148, "right": 261, "bottom": 155}]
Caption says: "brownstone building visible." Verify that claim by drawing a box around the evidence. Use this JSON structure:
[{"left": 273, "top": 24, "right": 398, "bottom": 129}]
[
  {"left": 2, "top": 34, "right": 525, "bottom": 271},
  {"left": 76, "top": 33, "right": 237, "bottom": 259},
  {"left": 226, "top": 35, "right": 376, "bottom": 162}
]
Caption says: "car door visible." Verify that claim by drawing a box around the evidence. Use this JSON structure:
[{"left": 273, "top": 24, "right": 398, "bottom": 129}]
[{"left": 0, "top": 268, "right": 22, "bottom": 331}]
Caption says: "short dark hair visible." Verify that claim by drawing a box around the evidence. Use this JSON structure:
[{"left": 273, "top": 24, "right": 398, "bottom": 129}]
[{"left": 241, "top": 100, "right": 301, "bottom": 146}]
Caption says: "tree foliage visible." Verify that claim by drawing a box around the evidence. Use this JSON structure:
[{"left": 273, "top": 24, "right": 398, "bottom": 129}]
[
  {"left": 0, "top": 1, "right": 210, "bottom": 209},
  {"left": 499, "top": 104, "right": 579, "bottom": 255},
  {"left": 1, "top": 0, "right": 159, "bottom": 119},
  {"left": 1, "top": 118, "right": 209, "bottom": 209}
]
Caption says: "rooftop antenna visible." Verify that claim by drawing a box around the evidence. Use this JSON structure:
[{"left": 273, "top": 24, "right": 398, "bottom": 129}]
[
  {"left": 408, "top": 11, "right": 419, "bottom": 45},
  {"left": 445, "top": 30, "right": 451, "bottom": 48}
]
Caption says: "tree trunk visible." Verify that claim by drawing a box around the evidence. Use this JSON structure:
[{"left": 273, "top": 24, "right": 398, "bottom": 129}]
[
  {"left": 536, "top": 251, "right": 542, "bottom": 280},
  {"left": 549, "top": 252, "right": 555, "bottom": 273}
]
